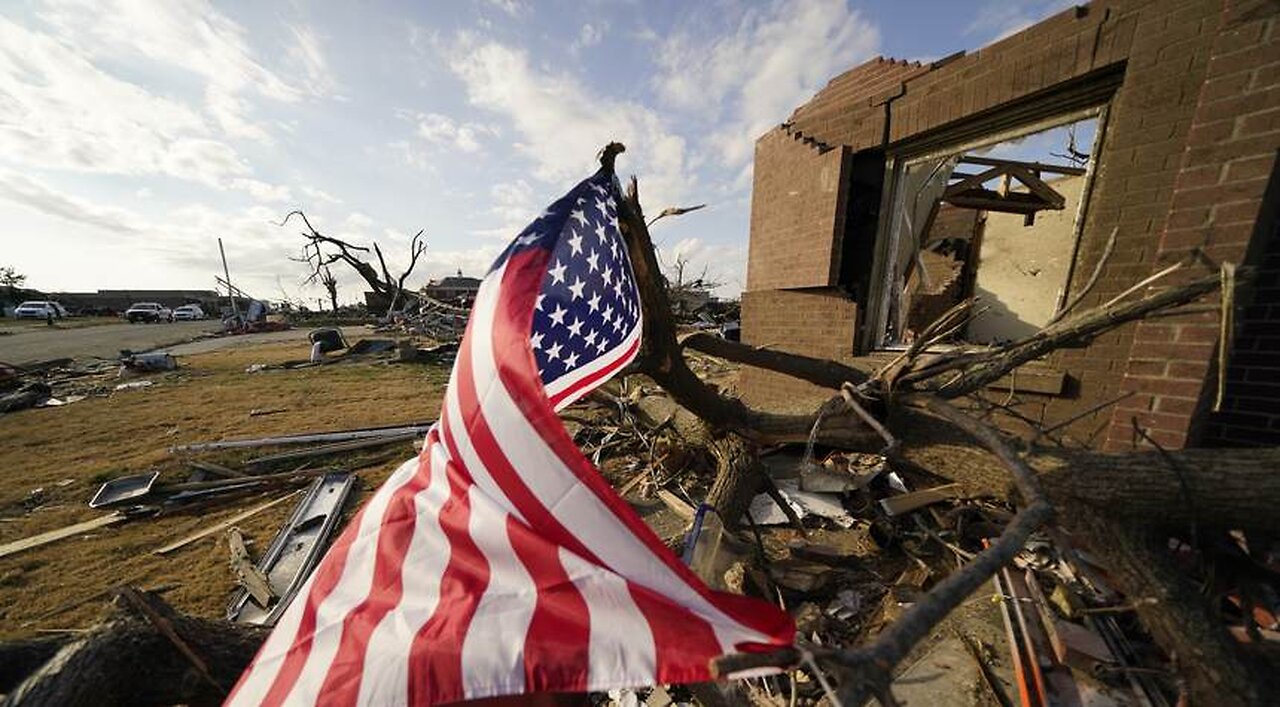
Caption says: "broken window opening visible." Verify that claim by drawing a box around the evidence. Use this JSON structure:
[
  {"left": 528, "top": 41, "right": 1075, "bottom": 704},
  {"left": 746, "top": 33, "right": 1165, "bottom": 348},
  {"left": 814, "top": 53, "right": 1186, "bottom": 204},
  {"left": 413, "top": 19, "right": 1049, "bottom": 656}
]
[{"left": 866, "top": 112, "right": 1104, "bottom": 350}]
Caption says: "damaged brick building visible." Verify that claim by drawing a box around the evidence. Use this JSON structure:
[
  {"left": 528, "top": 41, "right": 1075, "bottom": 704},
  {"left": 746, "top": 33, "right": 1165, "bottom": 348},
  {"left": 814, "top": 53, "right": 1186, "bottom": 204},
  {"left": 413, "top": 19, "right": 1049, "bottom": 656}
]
[{"left": 741, "top": 0, "right": 1280, "bottom": 450}]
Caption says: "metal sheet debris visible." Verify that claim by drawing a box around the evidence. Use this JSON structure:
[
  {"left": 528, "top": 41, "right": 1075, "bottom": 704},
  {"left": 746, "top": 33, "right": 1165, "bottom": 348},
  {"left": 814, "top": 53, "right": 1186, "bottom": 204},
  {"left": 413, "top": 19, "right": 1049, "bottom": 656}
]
[{"left": 227, "top": 470, "right": 357, "bottom": 625}]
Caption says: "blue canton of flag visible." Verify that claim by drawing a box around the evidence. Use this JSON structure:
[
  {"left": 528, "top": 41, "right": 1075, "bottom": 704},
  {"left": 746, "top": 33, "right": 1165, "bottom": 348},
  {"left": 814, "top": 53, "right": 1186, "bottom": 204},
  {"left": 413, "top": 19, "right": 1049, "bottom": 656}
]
[{"left": 491, "top": 171, "right": 643, "bottom": 410}]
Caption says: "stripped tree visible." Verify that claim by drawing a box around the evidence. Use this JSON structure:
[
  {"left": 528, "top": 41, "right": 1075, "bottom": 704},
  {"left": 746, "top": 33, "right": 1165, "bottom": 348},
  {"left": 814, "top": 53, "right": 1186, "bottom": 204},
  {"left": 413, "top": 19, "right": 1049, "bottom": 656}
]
[{"left": 283, "top": 210, "right": 427, "bottom": 317}]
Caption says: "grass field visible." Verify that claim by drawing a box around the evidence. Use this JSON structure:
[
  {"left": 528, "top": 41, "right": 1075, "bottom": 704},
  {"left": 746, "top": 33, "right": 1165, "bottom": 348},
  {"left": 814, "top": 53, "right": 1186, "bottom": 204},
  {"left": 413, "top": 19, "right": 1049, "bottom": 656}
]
[
  {"left": 0, "top": 341, "right": 449, "bottom": 637},
  {"left": 0, "top": 316, "right": 126, "bottom": 335}
]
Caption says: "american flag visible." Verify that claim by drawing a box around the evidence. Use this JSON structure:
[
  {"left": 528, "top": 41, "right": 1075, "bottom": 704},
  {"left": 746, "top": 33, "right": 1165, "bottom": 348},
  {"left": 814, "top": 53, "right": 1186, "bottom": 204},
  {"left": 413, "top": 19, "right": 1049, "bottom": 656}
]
[{"left": 227, "top": 168, "right": 793, "bottom": 706}]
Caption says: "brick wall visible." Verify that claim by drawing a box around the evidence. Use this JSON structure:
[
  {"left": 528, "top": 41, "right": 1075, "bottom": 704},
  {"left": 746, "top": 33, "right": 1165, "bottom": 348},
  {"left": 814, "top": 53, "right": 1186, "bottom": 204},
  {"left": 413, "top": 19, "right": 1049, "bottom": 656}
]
[
  {"left": 1104, "top": 0, "right": 1280, "bottom": 450},
  {"left": 1204, "top": 170, "right": 1280, "bottom": 445},
  {"left": 739, "top": 288, "right": 858, "bottom": 411},
  {"left": 742, "top": 1, "right": 1280, "bottom": 448},
  {"left": 744, "top": 132, "right": 849, "bottom": 291}
]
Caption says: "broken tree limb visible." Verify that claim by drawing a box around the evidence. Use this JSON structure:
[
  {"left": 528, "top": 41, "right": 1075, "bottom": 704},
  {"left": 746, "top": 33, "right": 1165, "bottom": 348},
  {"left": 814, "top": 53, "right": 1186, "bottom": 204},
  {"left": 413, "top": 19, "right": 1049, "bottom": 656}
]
[
  {"left": 681, "top": 332, "right": 871, "bottom": 389},
  {"left": 900, "top": 269, "right": 1229, "bottom": 397},
  {"left": 2, "top": 590, "right": 267, "bottom": 707},
  {"left": 614, "top": 168, "right": 877, "bottom": 451},
  {"left": 1064, "top": 510, "right": 1271, "bottom": 707}
]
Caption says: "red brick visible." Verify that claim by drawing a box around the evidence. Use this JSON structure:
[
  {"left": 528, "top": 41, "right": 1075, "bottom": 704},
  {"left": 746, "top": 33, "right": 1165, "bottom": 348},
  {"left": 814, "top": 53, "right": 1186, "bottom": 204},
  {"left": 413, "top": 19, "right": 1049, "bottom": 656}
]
[
  {"left": 1238, "top": 106, "right": 1280, "bottom": 137},
  {"left": 1224, "top": 154, "right": 1277, "bottom": 182},
  {"left": 1168, "top": 360, "right": 1211, "bottom": 379},
  {"left": 1135, "top": 324, "right": 1177, "bottom": 343},
  {"left": 1155, "top": 396, "right": 1200, "bottom": 414}
]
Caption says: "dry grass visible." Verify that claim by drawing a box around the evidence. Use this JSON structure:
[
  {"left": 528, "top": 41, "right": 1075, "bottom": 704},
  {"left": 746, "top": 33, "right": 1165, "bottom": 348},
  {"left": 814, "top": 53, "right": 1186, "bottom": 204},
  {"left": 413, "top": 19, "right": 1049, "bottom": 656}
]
[{"left": 0, "top": 341, "right": 448, "bottom": 638}]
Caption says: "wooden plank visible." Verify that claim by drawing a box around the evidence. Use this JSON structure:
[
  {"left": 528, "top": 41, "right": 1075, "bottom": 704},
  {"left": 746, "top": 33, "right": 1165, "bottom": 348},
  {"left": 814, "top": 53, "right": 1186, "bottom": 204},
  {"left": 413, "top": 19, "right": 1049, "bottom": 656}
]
[
  {"left": 656, "top": 489, "right": 696, "bottom": 522},
  {"left": 228, "top": 528, "right": 275, "bottom": 608},
  {"left": 153, "top": 492, "right": 300, "bottom": 555},
  {"left": 879, "top": 483, "right": 962, "bottom": 516},
  {"left": 189, "top": 460, "right": 247, "bottom": 479},
  {"left": 987, "top": 367, "right": 1066, "bottom": 395},
  {"left": 0, "top": 512, "right": 126, "bottom": 560}
]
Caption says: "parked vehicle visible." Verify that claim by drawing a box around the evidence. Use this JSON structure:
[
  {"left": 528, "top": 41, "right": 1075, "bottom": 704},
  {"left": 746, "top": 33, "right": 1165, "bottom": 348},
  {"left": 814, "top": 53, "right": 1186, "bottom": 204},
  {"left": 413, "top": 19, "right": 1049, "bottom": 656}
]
[
  {"left": 172, "top": 304, "right": 208, "bottom": 320},
  {"left": 14, "top": 301, "right": 66, "bottom": 320},
  {"left": 125, "top": 302, "right": 173, "bottom": 323}
]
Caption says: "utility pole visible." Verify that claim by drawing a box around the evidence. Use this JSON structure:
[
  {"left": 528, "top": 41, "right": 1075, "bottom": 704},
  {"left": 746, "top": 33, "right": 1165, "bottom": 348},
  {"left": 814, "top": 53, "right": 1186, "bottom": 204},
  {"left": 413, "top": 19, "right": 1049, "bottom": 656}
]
[{"left": 218, "top": 237, "right": 241, "bottom": 320}]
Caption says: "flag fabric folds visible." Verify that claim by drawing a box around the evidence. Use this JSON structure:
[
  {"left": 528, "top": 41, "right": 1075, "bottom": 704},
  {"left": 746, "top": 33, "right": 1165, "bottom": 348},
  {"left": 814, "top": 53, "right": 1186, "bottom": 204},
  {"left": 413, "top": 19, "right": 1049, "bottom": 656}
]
[{"left": 227, "top": 167, "right": 794, "bottom": 706}]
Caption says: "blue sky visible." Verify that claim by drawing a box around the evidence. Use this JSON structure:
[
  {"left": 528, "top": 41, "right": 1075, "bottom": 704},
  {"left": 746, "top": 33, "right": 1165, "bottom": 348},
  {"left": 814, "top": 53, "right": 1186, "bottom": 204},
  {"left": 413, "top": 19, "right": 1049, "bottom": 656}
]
[{"left": 0, "top": 0, "right": 1072, "bottom": 305}]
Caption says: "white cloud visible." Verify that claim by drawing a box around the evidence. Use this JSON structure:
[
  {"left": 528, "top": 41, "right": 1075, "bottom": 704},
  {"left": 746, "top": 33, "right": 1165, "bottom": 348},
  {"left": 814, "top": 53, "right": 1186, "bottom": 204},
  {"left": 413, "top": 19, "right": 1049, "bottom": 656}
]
[
  {"left": 285, "top": 23, "right": 338, "bottom": 98},
  {"left": 447, "top": 36, "right": 694, "bottom": 209},
  {"left": 965, "top": 0, "right": 1076, "bottom": 41},
  {"left": 657, "top": 237, "right": 747, "bottom": 298},
  {"left": 35, "top": 0, "right": 319, "bottom": 142},
  {"left": 344, "top": 212, "right": 376, "bottom": 230},
  {"left": 652, "top": 0, "right": 879, "bottom": 166},
  {"left": 482, "top": 0, "right": 527, "bottom": 18},
  {"left": 0, "top": 169, "right": 149, "bottom": 235},
  {"left": 0, "top": 14, "right": 303, "bottom": 201},
  {"left": 230, "top": 178, "right": 293, "bottom": 203},
  {"left": 403, "top": 111, "right": 495, "bottom": 153},
  {"left": 300, "top": 185, "right": 342, "bottom": 205},
  {"left": 490, "top": 179, "right": 535, "bottom": 223},
  {"left": 571, "top": 22, "right": 608, "bottom": 54}
]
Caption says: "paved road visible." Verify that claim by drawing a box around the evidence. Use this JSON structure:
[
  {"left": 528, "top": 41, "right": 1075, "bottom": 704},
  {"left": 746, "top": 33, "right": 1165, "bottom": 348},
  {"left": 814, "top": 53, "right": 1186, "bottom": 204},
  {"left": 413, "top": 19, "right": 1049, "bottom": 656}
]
[{"left": 0, "top": 320, "right": 223, "bottom": 364}]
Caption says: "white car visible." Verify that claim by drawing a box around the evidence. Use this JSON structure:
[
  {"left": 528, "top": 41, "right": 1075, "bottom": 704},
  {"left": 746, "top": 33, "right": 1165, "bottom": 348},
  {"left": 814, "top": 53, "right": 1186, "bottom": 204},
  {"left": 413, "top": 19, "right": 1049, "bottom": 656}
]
[
  {"left": 13, "top": 301, "right": 67, "bottom": 320},
  {"left": 172, "top": 304, "right": 208, "bottom": 320},
  {"left": 125, "top": 302, "right": 173, "bottom": 323}
]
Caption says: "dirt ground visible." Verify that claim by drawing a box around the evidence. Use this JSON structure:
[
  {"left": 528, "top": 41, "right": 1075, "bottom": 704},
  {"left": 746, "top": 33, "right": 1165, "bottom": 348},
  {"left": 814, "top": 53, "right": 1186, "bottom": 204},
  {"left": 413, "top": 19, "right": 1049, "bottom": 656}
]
[{"left": 0, "top": 340, "right": 449, "bottom": 638}]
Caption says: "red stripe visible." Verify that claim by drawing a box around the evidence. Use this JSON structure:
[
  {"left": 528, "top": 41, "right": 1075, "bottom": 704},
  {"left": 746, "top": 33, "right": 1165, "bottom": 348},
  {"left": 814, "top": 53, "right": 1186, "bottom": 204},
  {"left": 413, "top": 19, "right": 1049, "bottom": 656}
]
[
  {"left": 627, "top": 581, "right": 723, "bottom": 685},
  {"left": 250, "top": 503, "right": 370, "bottom": 706},
  {"left": 505, "top": 516, "right": 591, "bottom": 693},
  {"left": 245, "top": 442, "right": 435, "bottom": 707},
  {"left": 406, "top": 454, "right": 489, "bottom": 705},
  {"left": 441, "top": 297, "right": 606, "bottom": 567},
  {"left": 489, "top": 252, "right": 793, "bottom": 645},
  {"left": 546, "top": 335, "right": 640, "bottom": 408},
  {"left": 314, "top": 433, "right": 440, "bottom": 704}
]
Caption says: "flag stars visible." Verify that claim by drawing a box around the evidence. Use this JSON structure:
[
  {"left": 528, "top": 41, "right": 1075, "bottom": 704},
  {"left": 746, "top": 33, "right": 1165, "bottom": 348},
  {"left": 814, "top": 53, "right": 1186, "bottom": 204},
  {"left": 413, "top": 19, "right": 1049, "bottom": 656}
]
[
  {"left": 531, "top": 332, "right": 544, "bottom": 350},
  {"left": 583, "top": 329, "right": 598, "bottom": 348},
  {"left": 571, "top": 209, "right": 589, "bottom": 227},
  {"left": 567, "top": 277, "right": 586, "bottom": 301},
  {"left": 587, "top": 292, "right": 601, "bottom": 313},
  {"left": 549, "top": 260, "right": 567, "bottom": 285},
  {"left": 546, "top": 341, "right": 563, "bottom": 360},
  {"left": 535, "top": 293, "right": 546, "bottom": 311},
  {"left": 586, "top": 249, "right": 599, "bottom": 272},
  {"left": 549, "top": 304, "right": 567, "bottom": 327},
  {"left": 567, "top": 231, "right": 583, "bottom": 256},
  {"left": 594, "top": 222, "right": 607, "bottom": 242},
  {"left": 567, "top": 317, "right": 583, "bottom": 338},
  {"left": 563, "top": 352, "right": 580, "bottom": 369}
]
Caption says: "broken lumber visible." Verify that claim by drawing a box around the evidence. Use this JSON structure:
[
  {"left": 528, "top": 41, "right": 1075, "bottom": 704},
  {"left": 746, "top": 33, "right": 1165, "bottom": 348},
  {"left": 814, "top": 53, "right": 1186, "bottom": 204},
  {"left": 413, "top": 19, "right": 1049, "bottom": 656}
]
[
  {"left": 879, "top": 483, "right": 962, "bottom": 517},
  {"left": 153, "top": 492, "right": 300, "bottom": 555},
  {"left": 0, "top": 512, "right": 127, "bottom": 560}
]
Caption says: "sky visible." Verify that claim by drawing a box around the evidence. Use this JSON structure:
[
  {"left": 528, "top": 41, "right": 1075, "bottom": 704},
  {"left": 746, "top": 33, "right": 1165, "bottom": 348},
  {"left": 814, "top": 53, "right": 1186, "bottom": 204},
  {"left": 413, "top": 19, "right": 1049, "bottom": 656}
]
[{"left": 0, "top": 0, "right": 1075, "bottom": 306}]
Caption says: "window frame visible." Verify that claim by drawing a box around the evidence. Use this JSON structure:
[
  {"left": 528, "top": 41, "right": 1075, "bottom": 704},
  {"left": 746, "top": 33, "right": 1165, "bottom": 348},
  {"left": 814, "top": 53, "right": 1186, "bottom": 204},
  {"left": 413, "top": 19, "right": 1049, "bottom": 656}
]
[{"left": 860, "top": 104, "right": 1110, "bottom": 353}]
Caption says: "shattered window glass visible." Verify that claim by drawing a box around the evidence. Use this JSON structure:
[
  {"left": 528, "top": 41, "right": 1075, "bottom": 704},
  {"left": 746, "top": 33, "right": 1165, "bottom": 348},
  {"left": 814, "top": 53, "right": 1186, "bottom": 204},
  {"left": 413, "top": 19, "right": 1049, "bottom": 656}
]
[{"left": 876, "top": 116, "right": 1100, "bottom": 348}]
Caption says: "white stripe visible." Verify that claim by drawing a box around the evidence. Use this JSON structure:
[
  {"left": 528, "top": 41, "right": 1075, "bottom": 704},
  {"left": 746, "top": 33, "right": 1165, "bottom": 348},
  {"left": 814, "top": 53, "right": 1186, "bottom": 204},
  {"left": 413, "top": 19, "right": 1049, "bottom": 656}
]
[
  {"left": 468, "top": 265, "right": 772, "bottom": 653},
  {"left": 558, "top": 547, "right": 657, "bottom": 691},
  {"left": 226, "top": 566, "right": 320, "bottom": 705},
  {"left": 444, "top": 370, "right": 528, "bottom": 524},
  {"left": 459, "top": 487, "right": 538, "bottom": 699},
  {"left": 227, "top": 455, "right": 423, "bottom": 705},
  {"left": 281, "top": 455, "right": 424, "bottom": 704},
  {"left": 543, "top": 323, "right": 640, "bottom": 409},
  {"left": 354, "top": 439, "right": 454, "bottom": 706}
]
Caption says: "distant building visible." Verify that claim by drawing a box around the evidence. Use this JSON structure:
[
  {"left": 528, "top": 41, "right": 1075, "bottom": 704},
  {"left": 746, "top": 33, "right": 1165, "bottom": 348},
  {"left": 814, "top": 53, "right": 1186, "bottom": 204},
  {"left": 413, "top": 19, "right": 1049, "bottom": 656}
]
[
  {"left": 50, "top": 289, "right": 222, "bottom": 315},
  {"left": 421, "top": 272, "right": 481, "bottom": 307}
]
